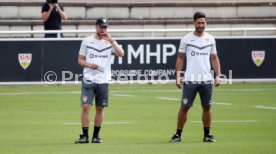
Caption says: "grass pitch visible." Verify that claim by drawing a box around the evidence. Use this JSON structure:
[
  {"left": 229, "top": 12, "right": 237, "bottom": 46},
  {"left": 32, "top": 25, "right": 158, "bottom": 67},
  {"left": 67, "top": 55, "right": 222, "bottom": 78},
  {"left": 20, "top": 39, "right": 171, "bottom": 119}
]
[{"left": 0, "top": 83, "right": 276, "bottom": 154}]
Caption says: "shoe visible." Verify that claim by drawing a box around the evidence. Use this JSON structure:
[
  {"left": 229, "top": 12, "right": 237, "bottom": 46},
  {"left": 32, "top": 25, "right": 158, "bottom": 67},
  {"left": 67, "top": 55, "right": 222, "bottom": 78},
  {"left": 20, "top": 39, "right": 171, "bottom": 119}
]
[
  {"left": 169, "top": 134, "right": 181, "bottom": 142},
  {"left": 92, "top": 137, "right": 103, "bottom": 143},
  {"left": 203, "top": 135, "right": 216, "bottom": 142},
  {"left": 75, "top": 134, "right": 89, "bottom": 144}
]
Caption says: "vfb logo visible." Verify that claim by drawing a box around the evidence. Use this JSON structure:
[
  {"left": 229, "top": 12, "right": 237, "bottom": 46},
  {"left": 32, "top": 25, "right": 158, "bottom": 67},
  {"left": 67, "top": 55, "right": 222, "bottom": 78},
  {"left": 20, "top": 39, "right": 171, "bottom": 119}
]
[
  {"left": 251, "top": 50, "right": 265, "bottom": 67},
  {"left": 18, "top": 53, "right": 32, "bottom": 70}
]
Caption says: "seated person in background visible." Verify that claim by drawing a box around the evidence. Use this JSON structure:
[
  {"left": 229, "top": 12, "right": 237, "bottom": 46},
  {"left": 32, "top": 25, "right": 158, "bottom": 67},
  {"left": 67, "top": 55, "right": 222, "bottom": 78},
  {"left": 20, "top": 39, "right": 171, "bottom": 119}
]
[{"left": 41, "top": 0, "right": 67, "bottom": 38}]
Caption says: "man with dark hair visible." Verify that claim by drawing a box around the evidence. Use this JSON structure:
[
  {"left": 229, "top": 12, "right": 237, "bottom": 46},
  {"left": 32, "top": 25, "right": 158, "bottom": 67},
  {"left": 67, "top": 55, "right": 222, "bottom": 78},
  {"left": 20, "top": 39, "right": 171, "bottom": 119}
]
[
  {"left": 193, "top": 11, "right": 206, "bottom": 21},
  {"left": 169, "top": 12, "right": 221, "bottom": 143},
  {"left": 75, "top": 18, "right": 124, "bottom": 144},
  {"left": 41, "top": 0, "right": 67, "bottom": 38}
]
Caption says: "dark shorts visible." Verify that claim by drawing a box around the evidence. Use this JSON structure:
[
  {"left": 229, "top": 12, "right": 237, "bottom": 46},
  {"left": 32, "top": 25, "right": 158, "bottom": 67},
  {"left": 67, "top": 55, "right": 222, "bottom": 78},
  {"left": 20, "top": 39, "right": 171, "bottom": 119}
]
[
  {"left": 181, "top": 81, "right": 213, "bottom": 108},
  {"left": 81, "top": 79, "right": 109, "bottom": 107}
]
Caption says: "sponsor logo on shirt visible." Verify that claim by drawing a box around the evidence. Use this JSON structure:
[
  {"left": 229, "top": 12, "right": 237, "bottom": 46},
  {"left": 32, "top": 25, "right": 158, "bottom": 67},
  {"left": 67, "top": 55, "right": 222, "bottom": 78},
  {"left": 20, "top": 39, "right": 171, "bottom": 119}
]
[
  {"left": 90, "top": 54, "right": 109, "bottom": 58},
  {"left": 191, "top": 51, "right": 209, "bottom": 56}
]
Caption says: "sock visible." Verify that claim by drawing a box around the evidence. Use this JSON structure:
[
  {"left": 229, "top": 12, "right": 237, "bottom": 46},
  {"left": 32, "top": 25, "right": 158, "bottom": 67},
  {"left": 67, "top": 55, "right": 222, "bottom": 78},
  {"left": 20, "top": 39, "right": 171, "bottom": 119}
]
[
  {"left": 82, "top": 127, "right": 89, "bottom": 138},
  {"left": 176, "top": 129, "right": 183, "bottom": 137},
  {"left": 204, "top": 127, "right": 210, "bottom": 137},
  {"left": 93, "top": 126, "right": 101, "bottom": 139}
]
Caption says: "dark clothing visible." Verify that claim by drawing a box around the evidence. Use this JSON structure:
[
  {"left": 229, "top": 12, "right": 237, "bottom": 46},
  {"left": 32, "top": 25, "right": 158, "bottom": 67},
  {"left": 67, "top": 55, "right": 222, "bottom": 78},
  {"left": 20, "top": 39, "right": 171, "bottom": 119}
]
[
  {"left": 81, "top": 78, "right": 109, "bottom": 107},
  {"left": 44, "top": 33, "right": 64, "bottom": 38},
  {"left": 181, "top": 81, "right": 213, "bottom": 108},
  {"left": 41, "top": 3, "right": 64, "bottom": 38}
]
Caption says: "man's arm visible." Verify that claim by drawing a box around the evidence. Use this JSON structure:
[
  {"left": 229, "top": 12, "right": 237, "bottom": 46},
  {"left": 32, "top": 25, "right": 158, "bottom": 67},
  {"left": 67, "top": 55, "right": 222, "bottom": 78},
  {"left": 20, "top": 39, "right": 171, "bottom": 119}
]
[
  {"left": 175, "top": 52, "right": 185, "bottom": 89},
  {"left": 42, "top": 4, "right": 53, "bottom": 22},
  {"left": 110, "top": 40, "right": 124, "bottom": 57},
  {"left": 54, "top": 4, "right": 67, "bottom": 20},
  {"left": 210, "top": 54, "right": 221, "bottom": 87},
  {"left": 101, "top": 33, "right": 124, "bottom": 57}
]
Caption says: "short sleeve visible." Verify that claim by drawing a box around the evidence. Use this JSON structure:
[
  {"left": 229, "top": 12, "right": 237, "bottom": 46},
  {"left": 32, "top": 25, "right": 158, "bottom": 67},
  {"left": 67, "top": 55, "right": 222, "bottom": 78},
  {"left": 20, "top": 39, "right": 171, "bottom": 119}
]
[
  {"left": 41, "top": 3, "right": 49, "bottom": 13},
  {"left": 178, "top": 38, "right": 187, "bottom": 53},
  {"left": 79, "top": 39, "right": 87, "bottom": 56}
]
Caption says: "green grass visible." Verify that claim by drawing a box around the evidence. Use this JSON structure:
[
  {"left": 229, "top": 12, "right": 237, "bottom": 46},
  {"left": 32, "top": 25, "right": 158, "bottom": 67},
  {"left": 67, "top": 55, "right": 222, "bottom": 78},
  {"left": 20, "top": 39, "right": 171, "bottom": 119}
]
[{"left": 0, "top": 83, "right": 276, "bottom": 154}]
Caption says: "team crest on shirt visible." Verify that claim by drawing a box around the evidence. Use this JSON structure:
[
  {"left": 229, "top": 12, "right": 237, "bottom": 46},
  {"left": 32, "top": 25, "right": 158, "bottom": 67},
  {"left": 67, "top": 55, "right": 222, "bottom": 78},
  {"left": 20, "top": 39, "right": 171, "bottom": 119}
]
[
  {"left": 182, "top": 98, "right": 188, "bottom": 105},
  {"left": 18, "top": 53, "right": 32, "bottom": 70},
  {"left": 205, "top": 38, "right": 209, "bottom": 43},
  {"left": 251, "top": 50, "right": 265, "bottom": 67},
  {"left": 82, "top": 96, "right": 88, "bottom": 102}
]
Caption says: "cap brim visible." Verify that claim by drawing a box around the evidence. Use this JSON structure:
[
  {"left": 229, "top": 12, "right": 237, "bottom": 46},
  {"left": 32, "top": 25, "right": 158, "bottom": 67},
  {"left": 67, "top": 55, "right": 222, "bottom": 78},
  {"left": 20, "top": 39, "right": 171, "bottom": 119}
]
[{"left": 98, "top": 24, "right": 108, "bottom": 27}]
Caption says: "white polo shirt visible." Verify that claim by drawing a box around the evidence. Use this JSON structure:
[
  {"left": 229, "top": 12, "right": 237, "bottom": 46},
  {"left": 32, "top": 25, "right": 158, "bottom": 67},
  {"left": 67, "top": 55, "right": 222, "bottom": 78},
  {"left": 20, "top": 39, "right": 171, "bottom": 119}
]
[
  {"left": 178, "top": 32, "right": 217, "bottom": 82},
  {"left": 79, "top": 35, "right": 114, "bottom": 83}
]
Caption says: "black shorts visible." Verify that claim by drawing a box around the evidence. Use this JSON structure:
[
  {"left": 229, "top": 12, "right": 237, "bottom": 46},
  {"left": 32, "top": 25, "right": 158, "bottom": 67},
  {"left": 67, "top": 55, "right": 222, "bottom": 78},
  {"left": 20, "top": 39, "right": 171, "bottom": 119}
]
[
  {"left": 181, "top": 81, "right": 213, "bottom": 108},
  {"left": 81, "top": 78, "right": 109, "bottom": 107}
]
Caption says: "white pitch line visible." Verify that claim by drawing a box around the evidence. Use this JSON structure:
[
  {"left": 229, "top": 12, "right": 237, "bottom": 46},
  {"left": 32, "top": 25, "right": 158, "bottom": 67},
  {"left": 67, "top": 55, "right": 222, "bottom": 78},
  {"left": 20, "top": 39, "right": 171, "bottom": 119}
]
[
  {"left": 217, "top": 88, "right": 276, "bottom": 91},
  {"left": 112, "top": 90, "right": 179, "bottom": 93},
  {"left": 0, "top": 91, "right": 80, "bottom": 95},
  {"left": 1, "top": 87, "right": 275, "bottom": 96},
  {"left": 63, "top": 122, "right": 130, "bottom": 125},
  {"left": 111, "top": 94, "right": 135, "bottom": 97},
  {"left": 112, "top": 88, "right": 276, "bottom": 93},
  {"left": 191, "top": 120, "right": 257, "bottom": 123},
  {"left": 104, "top": 122, "right": 130, "bottom": 124},
  {"left": 0, "top": 91, "right": 135, "bottom": 97},
  {"left": 157, "top": 97, "right": 232, "bottom": 106},
  {"left": 213, "top": 102, "right": 232, "bottom": 106},
  {"left": 63, "top": 123, "right": 81, "bottom": 125},
  {"left": 156, "top": 97, "right": 179, "bottom": 101},
  {"left": 255, "top": 106, "right": 276, "bottom": 110}
]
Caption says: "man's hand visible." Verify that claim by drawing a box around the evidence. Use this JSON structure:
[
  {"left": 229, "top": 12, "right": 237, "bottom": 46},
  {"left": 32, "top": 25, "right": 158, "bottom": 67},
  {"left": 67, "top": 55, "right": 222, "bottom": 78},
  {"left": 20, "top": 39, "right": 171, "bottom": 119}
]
[
  {"left": 53, "top": 3, "right": 59, "bottom": 8},
  {"left": 88, "top": 63, "right": 98, "bottom": 70},
  {"left": 100, "top": 33, "right": 114, "bottom": 43},
  {"left": 53, "top": 3, "right": 62, "bottom": 12},
  {"left": 48, "top": 3, "right": 54, "bottom": 10},
  {"left": 176, "top": 77, "right": 183, "bottom": 89},
  {"left": 214, "top": 76, "right": 221, "bottom": 87}
]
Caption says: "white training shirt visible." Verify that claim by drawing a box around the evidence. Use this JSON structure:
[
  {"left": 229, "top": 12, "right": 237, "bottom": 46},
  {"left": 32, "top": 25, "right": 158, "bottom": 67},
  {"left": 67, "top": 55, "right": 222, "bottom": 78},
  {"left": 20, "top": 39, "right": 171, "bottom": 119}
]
[
  {"left": 178, "top": 32, "right": 217, "bottom": 82},
  {"left": 79, "top": 35, "right": 114, "bottom": 83}
]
